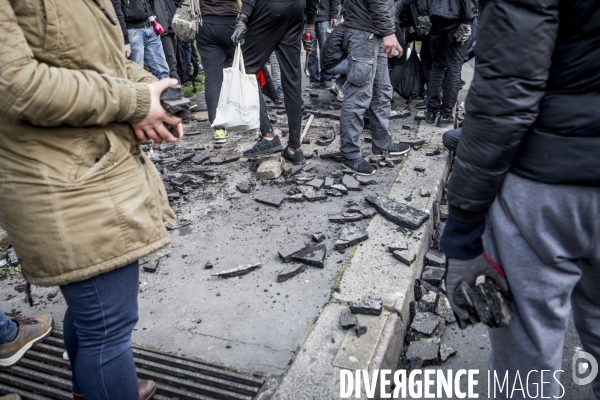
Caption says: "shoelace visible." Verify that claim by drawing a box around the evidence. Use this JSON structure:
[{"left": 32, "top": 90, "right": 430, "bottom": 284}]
[{"left": 13, "top": 316, "right": 38, "bottom": 326}]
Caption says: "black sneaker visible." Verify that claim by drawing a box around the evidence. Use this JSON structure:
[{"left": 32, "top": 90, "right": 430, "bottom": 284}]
[
  {"left": 415, "top": 100, "right": 427, "bottom": 109},
  {"left": 282, "top": 147, "right": 306, "bottom": 165},
  {"left": 373, "top": 142, "right": 411, "bottom": 156},
  {"left": 436, "top": 113, "right": 455, "bottom": 127},
  {"left": 305, "top": 83, "right": 321, "bottom": 91},
  {"left": 342, "top": 158, "right": 375, "bottom": 176},
  {"left": 425, "top": 111, "right": 438, "bottom": 124},
  {"left": 242, "top": 135, "right": 284, "bottom": 158}
]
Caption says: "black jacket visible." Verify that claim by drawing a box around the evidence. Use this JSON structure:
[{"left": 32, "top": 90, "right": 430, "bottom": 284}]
[
  {"left": 241, "top": 0, "right": 318, "bottom": 24},
  {"left": 153, "top": 0, "right": 176, "bottom": 31},
  {"left": 447, "top": 0, "right": 600, "bottom": 225},
  {"left": 344, "top": 0, "right": 395, "bottom": 37},
  {"left": 315, "top": 0, "right": 341, "bottom": 22},
  {"left": 321, "top": 23, "right": 346, "bottom": 71},
  {"left": 110, "top": 0, "right": 154, "bottom": 43},
  {"left": 417, "top": 0, "right": 477, "bottom": 22}
]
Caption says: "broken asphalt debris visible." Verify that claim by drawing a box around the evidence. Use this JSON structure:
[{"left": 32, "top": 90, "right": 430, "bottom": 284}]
[
  {"left": 290, "top": 244, "right": 327, "bottom": 268},
  {"left": 335, "top": 226, "right": 369, "bottom": 251},
  {"left": 277, "top": 264, "right": 307, "bottom": 283},
  {"left": 211, "top": 263, "right": 262, "bottom": 278},
  {"left": 350, "top": 298, "right": 383, "bottom": 316},
  {"left": 366, "top": 195, "right": 430, "bottom": 229}
]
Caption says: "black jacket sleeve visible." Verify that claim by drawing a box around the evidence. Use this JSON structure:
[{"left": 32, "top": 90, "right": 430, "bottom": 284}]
[
  {"left": 109, "top": 0, "right": 129, "bottom": 44},
  {"left": 460, "top": 0, "right": 478, "bottom": 23},
  {"left": 330, "top": 0, "right": 341, "bottom": 20},
  {"left": 446, "top": 0, "right": 560, "bottom": 224},
  {"left": 366, "top": 0, "right": 395, "bottom": 36},
  {"left": 305, "top": 0, "right": 319, "bottom": 24}
]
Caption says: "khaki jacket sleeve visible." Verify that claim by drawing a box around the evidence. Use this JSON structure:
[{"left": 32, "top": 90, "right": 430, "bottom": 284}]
[
  {"left": 0, "top": 0, "right": 151, "bottom": 127},
  {"left": 125, "top": 59, "right": 159, "bottom": 84}
]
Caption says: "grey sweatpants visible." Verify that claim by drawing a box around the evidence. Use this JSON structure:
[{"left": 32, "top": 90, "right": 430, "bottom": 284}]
[
  {"left": 483, "top": 172, "right": 600, "bottom": 399},
  {"left": 339, "top": 28, "right": 394, "bottom": 161}
]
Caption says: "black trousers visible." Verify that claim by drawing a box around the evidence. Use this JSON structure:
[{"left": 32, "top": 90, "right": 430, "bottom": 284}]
[
  {"left": 196, "top": 16, "right": 237, "bottom": 126},
  {"left": 420, "top": 34, "right": 432, "bottom": 86},
  {"left": 426, "top": 18, "right": 468, "bottom": 116},
  {"left": 242, "top": 0, "right": 304, "bottom": 148},
  {"left": 161, "top": 32, "right": 179, "bottom": 81}
]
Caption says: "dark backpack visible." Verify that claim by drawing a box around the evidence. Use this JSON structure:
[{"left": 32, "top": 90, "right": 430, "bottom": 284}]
[{"left": 391, "top": 43, "right": 425, "bottom": 102}]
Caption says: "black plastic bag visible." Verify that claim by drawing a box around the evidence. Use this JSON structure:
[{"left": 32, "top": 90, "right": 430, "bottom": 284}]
[{"left": 391, "top": 43, "right": 425, "bottom": 102}]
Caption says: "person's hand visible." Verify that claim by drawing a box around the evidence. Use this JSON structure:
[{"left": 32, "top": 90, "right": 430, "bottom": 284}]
[
  {"left": 416, "top": 15, "right": 432, "bottom": 36},
  {"left": 454, "top": 23, "right": 471, "bottom": 44},
  {"left": 446, "top": 253, "right": 511, "bottom": 329},
  {"left": 330, "top": 19, "right": 339, "bottom": 28},
  {"left": 231, "top": 23, "right": 247, "bottom": 45},
  {"left": 382, "top": 34, "right": 403, "bottom": 58},
  {"left": 133, "top": 78, "right": 183, "bottom": 147},
  {"left": 124, "top": 43, "right": 132, "bottom": 58},
  {"left": 302, "top": 24, "right": 316, "bottom": 51}
]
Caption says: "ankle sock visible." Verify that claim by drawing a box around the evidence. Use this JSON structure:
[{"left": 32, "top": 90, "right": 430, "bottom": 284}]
[
  {"left": 287, "top": 148, "right": 296, "bottom": 155},
  {"left": 263, "top": 136, "right": 274, "bottom": 141}
]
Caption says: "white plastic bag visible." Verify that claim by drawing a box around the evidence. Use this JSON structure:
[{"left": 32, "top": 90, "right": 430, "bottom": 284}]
[{"left": 212, "top": 44, "right": 260, "bottom": 131}]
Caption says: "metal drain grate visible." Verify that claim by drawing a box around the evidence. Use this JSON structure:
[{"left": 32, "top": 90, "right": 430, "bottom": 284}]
[{"left": 0, "top": 331, "right": 264, "bottom": 399}]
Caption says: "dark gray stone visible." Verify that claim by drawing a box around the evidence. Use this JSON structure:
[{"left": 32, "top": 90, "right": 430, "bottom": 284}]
[
  {"left": 172, "top": 175, "right": 192, "bottom": 186},
  {"left": 356, "top": 176, "right": 377, "bottom": 186},
  {"left": 143, "top": 259, "right": 160, "bottom": 273},
  {"left": 324, "top": 177, "right": 334, "bottom": 188},
  {"left": 350, "top": 298, "right": 382, "bottom": 316},
  {"left": 312, "top": 233, "right": 326, "bottom": 243},
  {"left": 439, "top": 205, "right": 448, "bottom": 221},
  {"left": 392, "top": 250, "right": 415, "bottom": 265},
  {"left": 340, "top": 309, "right": 358, "bottom": 329},
  {"left": 192, "top": 154, "right": 209, "bottom": 164},
  {"left": 279, "top": 244, "right": 306, "bottom": 263},
  {"left": 304, "top": 192, "right": 327, "bottom": 202},
  {"left": 205, "top": 261, "right": 213, "bottom": 269},
  {"left": 435, "top": 294, "right": 456, "bottom": 323},
  {"left": 208, "top": 156, "right": 240, "bottom": 165},
  {"left": 212, "top": 263, "right": 262, "bottom": 278},
  {"left": 420, "top": 190, "right": 431, "bottom": 197},
  {"left": 414, "top": 166, "right": 426, "bottom": 173},
  {"left": 342, "top": 175, "right": 361, "bottom": 191},
  {"left": 237, "top": 183, "right": 252, "bottom": 194},
  {"left": 359, "top": 208, "right": 377, "bottom": 219},
  {"left": 305, "top": 178, "right": 324, "bottom": 190},
  {"left": 356, "top": 324, "right": 368, "bottom": 338},
  {"left": 330, "top": 184, "right": 348, "bottom": 195},
  {"left": 255, "top": 194, "right": 286, "bottom": 208},
  {"left": 7, "top": 249, "right": 18, "bottom": 265},
  {"left": 326, "top": 190, "right": 343, "bottom": 197},
  {"left": 335, "top": 226, "right": 369, "bottom": 251},
  {"left": 410, "top": 312, "right": 443, "bottom": 335},
  {"left": 277, "top": 264, "right": 307, "bottom": 283},
  {"left": 329, "top": 213, "right": 363, "bottom": 223},
  {"left": 425, "top": 249, "right": 446, "bottom": 268},
  {"left": 440, "top": 344, "right": 457, "bottom": 362},
  {"left": 290, "top": 244, "right": 327, "bottom": 268},
  {"left": 422, "top": 266, "right": 446, "bottom": 285},
  {"left": 405, "top": 340, "right": 440, "bottom": 366},
  {"left": 286, "top": 194, "right": 305, "bottom": 203},
  {"left": 287, "top": 165, "right": 305, "bottom": 177},
  {"left": 320, "top": 152, "right": 342, "bottom": 161},
  {"left": 399, "top": 139, "right": 426, "bottom": 146},
  {"left": 365, "top": 195, "right": 429, "bottom": 230}
]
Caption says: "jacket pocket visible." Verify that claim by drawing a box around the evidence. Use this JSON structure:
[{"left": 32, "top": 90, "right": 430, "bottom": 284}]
[
  {"left": 37, "top": 0, "right": 60, "bottom": 50},
  {"left": 347, "top": 56, "right": 376, "bottom": 87},
  {"left": 73, "top": 130, "right": 118, "bottom": 184}
]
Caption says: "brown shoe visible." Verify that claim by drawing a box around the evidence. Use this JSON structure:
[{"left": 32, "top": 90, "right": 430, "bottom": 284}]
[
  {"left": 73, "top": 380, "right": 155, "bottom": 400},
  {"left": 138, "top": 380, "right": 157, "bottom": 400},
  {"left": 0, "top": 314, "right": 53, "bottom": 367}
]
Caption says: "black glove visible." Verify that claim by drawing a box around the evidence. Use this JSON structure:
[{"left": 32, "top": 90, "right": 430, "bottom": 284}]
[
  {"left": 302, "top": 27, "right": 316, "bottom": 51},
  {"left": 231, "top": 23, "right": 247, "bottom": 45},
  {"left": 454, "top": 23, "right": 471, "bottom": 44},
  {"left": 416, "top": 15, "right": 432, "bottom": 37},
  {"left": 446, "top": 254, "right": 512, "bottom": 329}
]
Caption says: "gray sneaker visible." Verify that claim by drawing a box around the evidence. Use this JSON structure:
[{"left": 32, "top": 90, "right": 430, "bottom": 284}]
[
  {"left": 242, "top": 135, "right": 284, "bottom": 158},
  {"left": 0, "top": 314, "right": 53, "bottom": 367}
]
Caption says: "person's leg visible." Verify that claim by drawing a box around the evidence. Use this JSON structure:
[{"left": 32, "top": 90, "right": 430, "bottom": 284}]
[
  {"left": 442, "top": 127, "right": 461, "bottom": 151},
  {"left": 180, "top": 42, "right": 194, "bottom": 76},
  {"left": 160, "top": 33, "right": 179, "bottom": 81},
  {"left": 339, "top": 28, "right": 379, "bottom": 161},
  {"left": 316, "top": 21, "right": 333, "bottom": 86},
  {"left": 143, "top": 27, "right": 171, "bottom": 79},
  {"left": 307, "top": 23, "right": 322, "bottom": 87},
  {"left": 127, "top": 29, "right": 145, "bottom": 68},
  {"left": 425, "top": 20, "right": 448, "bottom": 120},
  {"left": 62, "top": 308, "right": 82, "bottom": 396},
  {"left": 571, "top": 257, "right": 600, "bottom": 398},
  {"left": 420, "top": 34, "right": 432, "bottom": 86},
  {"left": 369, "top": 42, "right": 394, "bottom": 153},
  {"left": 60, "top": 262, "right": 140, "bottom": 399},
  {"left": 0, "top": 310, "right": 17, "bottom": 344},
  {"left": 269, "top": 52, "right": 282, "bottom": 90},
  {"left": 439, "top": 22, "right": 468, "bottom": 117},
  {"left": 483, "top": 173, "right": 600, "bottom": 399}
]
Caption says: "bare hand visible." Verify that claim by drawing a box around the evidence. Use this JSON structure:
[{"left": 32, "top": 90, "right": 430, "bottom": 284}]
[
  {"left": 124, "top": 43, "right": 132, "bottom": 58},
  {"left": 330, "top": 19, "right": 339, "bottom": 28},
  {"left": 133, "top": 78, "right": 184, "bottom": 146},
  {"left": 382, "top": 34, "right": 403, "bottom": 58}
]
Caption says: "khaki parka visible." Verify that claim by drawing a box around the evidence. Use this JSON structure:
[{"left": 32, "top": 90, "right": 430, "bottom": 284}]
[{"left": 0, "top": 0, "right": 176, "bottom": 286}]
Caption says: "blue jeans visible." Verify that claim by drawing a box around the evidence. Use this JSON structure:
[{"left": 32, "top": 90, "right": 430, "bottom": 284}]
[
  {"left": 60, "top": 262, "right": 140, "bottom": 399},
  {"left": 326, "top": 58, "right": 348, "bottom": 88},
  {"left": 0, "top": 310, "right": 17, "bottom": 344},
  {"left": 442, "top": 127, "right": 462, "bottom": 152},
  {"left": 127, "top": 27, "right": 170, "bottom": 79},
  {"left": 308, "top": 21, "right": 333, "bottom": 85},
  {"left": 181, "top": 41, "right": 194, "bottom": 76}
]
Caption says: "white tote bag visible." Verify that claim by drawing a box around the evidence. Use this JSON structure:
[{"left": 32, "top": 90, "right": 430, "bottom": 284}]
[{"left": 212, "top": 44, "right": 260, "bottom": 131}]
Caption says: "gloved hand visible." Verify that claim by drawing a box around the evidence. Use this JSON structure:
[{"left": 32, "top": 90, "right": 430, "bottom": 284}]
[
  {"left": 454, "top": 23, "right": 471, "bottom": 44},
  {"left": 231, "top": 23, "right": 247, "bottom": 45},
  {"left": 302, "top": 27, "right": 316, "bottom": 51},
  {"left": 446, "top": 253, "right": 512, "bottom": 329},
  {"left": 416, "top": 15, "right": 432, "bottom": 36}
]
